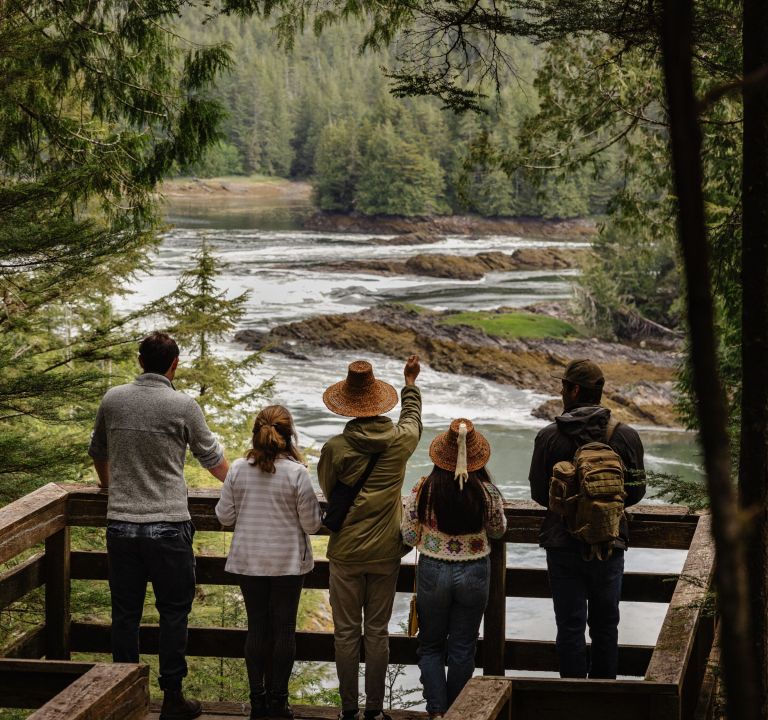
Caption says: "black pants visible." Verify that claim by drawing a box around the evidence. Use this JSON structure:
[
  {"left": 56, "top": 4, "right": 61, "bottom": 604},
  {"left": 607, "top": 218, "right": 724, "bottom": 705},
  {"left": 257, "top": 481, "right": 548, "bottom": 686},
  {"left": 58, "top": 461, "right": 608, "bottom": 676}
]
[
  {"left": 237, "top": 574, "right": 305, "bottom": 698},
  {"left": 106, "top": 520, "right": 196, "bottom": 690},
  {"left": 546, "top": 547, "right": 624, "bottom": 679}
]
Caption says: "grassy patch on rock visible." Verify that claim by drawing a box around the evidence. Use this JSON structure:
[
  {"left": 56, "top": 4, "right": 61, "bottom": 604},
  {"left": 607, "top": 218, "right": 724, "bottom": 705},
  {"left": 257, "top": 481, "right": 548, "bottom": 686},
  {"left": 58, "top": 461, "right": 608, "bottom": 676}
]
[{"left": 439, "top": 310, "right": 578, "bottom": 339}]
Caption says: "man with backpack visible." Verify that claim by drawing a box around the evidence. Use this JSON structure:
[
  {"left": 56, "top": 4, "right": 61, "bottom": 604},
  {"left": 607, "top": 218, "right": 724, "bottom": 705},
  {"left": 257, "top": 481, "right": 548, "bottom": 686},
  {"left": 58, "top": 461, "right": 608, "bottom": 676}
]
[
  {"left": 528, "top": 359, "right": 645, "bottom": 679},
  {"left": 318, "top": 355, "right": 422, "bottom": 720}
]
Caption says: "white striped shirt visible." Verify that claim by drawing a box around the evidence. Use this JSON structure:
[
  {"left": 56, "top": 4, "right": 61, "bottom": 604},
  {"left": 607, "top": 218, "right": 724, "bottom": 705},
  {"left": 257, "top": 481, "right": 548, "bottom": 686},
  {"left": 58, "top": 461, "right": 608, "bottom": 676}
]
[{"left": 215, "top": 456, "right": 322, "bottom": 576}]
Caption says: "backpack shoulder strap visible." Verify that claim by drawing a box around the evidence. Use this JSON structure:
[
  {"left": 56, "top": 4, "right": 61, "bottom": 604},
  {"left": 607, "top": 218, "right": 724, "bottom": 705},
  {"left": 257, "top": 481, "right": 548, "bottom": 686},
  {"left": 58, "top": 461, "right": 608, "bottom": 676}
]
[
  {"left": 353, "top": 452, "right": 382, "bottom": 492},
  {"left": 605, "top": 416, "right": 621, "bottom": 443}
]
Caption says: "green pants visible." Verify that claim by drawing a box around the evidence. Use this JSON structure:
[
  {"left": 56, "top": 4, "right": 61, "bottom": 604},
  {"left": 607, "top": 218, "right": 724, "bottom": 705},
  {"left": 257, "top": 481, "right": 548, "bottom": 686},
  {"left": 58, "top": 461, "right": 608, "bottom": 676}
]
[{"left": 329, "top": 558, "right": 401, "bottom": 712}]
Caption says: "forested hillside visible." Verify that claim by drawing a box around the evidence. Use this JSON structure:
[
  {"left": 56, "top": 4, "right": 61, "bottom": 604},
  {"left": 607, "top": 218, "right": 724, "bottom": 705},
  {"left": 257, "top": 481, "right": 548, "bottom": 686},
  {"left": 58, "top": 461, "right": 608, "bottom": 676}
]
[{"left": 174, "top": 12, "right": 620, "bottom": 219}]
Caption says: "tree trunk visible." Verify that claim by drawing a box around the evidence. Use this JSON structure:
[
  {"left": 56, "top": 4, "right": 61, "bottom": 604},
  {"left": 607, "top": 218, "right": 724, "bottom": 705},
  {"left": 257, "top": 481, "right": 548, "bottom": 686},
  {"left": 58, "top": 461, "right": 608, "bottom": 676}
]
[
  {"left": 740, "top": 0, "right": 768, "bottom": 714},
  {"left": 660, "top": 1, "right": 759, "bottom": 717}
]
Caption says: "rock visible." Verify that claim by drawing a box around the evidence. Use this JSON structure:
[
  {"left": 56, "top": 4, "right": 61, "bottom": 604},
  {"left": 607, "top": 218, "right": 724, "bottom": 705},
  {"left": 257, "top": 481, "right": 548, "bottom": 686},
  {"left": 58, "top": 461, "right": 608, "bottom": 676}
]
[
  {"left": 303, "top": 212, "right": 597, "bottom": 242},
  {"left": 236, "top": 303, "right": 681, "bottom": 427},
  {"left": 532, "top": 399, "right": 562, "bottom": 422},
  {"left": 371, "top": 231, "right": 443, "bottom": 246},
  {"left": 304, "top": 247, "right": 586, "bottom": 280},
  {"left": 234, "top": 329, "right": 269, "bottom": 350},
  {"left": 405, "top": 254, "right": 486, "bottom": 280}
]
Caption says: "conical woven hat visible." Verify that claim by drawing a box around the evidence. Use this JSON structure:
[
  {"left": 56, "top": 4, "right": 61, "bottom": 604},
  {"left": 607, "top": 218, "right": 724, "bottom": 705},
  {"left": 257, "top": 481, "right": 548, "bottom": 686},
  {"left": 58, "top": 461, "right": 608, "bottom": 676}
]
[
  {"left": 429, "top": 418, "right": 491, "bottom": 472},
  {"left": 323, "top": 360, "right": 398, "bottom": 418}
]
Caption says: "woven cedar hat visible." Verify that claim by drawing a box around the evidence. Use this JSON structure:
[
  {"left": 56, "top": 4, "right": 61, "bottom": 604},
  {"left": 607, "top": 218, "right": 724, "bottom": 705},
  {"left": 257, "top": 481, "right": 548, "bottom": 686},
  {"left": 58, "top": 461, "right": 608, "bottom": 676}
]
[
  {"left": 323, "top": 360, "right": 398, "bottom": 418},
  {"left": 429, "top": 418, "right": 491, "bottom": 473}
]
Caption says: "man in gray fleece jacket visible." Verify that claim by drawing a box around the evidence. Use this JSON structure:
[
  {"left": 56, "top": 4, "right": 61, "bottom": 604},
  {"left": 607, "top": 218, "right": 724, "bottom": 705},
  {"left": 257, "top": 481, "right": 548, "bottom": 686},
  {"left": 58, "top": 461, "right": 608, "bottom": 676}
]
[{"left": 89, "top": 332, "right": 229, "bottom": 720}]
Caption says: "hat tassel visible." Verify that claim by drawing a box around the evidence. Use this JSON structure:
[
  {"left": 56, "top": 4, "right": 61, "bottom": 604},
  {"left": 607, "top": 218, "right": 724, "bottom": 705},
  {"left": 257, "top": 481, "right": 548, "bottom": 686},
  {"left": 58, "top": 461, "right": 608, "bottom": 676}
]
[{"left": 455, "top": 422, "right": 468, "bottom": 491}]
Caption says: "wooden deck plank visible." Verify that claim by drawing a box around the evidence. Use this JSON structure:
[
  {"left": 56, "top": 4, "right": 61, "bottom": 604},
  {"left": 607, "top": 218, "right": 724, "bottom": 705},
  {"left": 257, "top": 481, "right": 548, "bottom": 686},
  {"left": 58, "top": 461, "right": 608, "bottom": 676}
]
[{"left": 145, "top": 701, "right": 427, "bottom": 718}]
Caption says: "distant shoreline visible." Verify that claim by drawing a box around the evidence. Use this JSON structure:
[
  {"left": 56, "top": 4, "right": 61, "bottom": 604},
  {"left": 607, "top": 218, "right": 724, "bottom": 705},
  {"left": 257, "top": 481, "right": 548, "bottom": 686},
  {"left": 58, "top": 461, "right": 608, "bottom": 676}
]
[{"left": 159, "top": 176, "right": 598, "bottom": 241}]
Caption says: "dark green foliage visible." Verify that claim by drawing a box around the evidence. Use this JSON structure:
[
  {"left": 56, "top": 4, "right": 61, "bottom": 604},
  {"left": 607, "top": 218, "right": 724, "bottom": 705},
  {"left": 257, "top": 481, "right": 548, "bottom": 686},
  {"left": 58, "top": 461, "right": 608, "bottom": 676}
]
[
  {"left": 159, "top": 241, "right": 270, "bottom": 424},
  {"left": 171, "top": 10, "right": 615, "bottom": 218},
  {"left": 0, "top": 0, "right": 264, "bottom": 501},
  {"left": 313, "top": 120, "right": 360, "bottom": 211},
  {"left": 355, "top": 122, "right": 446, "bottom": 216}
]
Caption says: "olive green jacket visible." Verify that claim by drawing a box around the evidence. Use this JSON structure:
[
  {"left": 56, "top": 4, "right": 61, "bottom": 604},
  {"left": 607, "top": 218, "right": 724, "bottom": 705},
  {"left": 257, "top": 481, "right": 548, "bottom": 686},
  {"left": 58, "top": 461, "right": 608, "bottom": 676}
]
[{"left": 318, "top": 385, "right": 422, "bottom": 563}]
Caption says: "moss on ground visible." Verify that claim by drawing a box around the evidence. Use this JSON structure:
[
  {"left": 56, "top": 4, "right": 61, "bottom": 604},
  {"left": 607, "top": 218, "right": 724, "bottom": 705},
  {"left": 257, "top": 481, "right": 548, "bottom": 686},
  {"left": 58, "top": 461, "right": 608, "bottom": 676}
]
[{"left": 439, "top": 310, "right": 578, "bottom": 339}]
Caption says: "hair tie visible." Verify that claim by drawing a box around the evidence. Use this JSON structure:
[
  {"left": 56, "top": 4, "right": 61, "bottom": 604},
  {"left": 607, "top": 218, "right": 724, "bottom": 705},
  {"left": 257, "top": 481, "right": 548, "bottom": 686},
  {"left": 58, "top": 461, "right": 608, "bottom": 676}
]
[{"left": 455, "top": 422, "right": 468, "bottom": 491}]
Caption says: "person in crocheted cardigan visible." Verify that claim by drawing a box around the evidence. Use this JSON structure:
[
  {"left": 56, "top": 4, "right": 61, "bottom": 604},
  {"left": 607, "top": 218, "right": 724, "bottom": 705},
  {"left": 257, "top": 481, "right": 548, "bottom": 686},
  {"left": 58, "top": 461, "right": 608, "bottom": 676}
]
[{"left": 401, "top": 418, "right": 506, "bottom": 719}]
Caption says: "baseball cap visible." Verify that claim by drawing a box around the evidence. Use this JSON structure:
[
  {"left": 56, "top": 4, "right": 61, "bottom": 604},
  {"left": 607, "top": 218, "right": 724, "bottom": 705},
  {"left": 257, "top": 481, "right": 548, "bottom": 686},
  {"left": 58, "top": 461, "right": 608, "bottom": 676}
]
[{"left": 551, "top": 359, "right": 605, "bottom": 390}]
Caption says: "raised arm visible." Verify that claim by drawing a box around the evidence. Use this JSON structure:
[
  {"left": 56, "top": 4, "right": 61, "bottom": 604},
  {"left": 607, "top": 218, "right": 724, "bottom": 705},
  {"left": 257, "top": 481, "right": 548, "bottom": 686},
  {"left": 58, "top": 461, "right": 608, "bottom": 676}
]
[{"left": 396, "top": 355, "right": 423, "bottom": 451}]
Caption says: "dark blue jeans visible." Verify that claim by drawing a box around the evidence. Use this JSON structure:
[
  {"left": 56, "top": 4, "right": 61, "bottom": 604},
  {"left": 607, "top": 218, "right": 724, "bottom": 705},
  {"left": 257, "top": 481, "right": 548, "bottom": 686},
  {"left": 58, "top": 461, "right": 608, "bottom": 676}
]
[
  {"left": 546, "top": 547, "right": 624, "bottom": 679},
  {"left": 106, "top": 520, "right": 196, "bottom": 690},
  {"left": 416, "top": 555, "right": 490, "bottom": 715}
]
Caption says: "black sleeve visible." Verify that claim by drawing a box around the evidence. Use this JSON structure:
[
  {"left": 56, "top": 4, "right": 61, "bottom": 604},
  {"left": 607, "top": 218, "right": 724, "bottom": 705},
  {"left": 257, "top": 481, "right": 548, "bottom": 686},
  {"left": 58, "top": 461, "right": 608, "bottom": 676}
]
[
  {"left": 613, "top": 425, "right": 646, "bottom": 507},
  {"left": 528, "top": 428, "right": 551, "bottom": 508}
]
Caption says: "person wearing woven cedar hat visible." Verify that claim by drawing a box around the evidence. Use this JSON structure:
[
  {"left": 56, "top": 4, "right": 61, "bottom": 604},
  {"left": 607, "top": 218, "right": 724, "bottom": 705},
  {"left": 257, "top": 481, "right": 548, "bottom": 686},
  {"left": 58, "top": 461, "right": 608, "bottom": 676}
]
[
  {"left": 528, "top": 358, "right": 646, "bottom": 680},
  {"left": 400, "top": 418, "right": 506, "bottom": 719},
  {"left": 318, "top": 356, "right": 422, "bottom": 720}
]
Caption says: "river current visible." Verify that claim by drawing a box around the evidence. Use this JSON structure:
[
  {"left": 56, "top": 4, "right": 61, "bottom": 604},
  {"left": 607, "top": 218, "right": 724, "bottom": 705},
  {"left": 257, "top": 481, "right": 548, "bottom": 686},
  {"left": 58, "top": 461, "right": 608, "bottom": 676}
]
[{"left": 134, "top": 196, "right": 700, "bottom": 682}]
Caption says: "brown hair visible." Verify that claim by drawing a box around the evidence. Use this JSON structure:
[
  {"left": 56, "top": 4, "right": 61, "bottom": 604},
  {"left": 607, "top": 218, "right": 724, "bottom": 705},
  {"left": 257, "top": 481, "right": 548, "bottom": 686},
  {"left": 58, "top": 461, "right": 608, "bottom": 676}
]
[
  {"left": 246, "top": 405, "right": 303, "bottom": 473},
  {"left": 417, "top": 466, "right": 493, "bottom": 535}
]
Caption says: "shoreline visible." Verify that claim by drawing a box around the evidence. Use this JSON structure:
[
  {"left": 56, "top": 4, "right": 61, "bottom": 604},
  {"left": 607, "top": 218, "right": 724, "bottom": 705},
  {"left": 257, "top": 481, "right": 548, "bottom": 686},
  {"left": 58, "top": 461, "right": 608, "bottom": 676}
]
[{"left": 159, "top": 176, "right": 598, "bottom": 241}]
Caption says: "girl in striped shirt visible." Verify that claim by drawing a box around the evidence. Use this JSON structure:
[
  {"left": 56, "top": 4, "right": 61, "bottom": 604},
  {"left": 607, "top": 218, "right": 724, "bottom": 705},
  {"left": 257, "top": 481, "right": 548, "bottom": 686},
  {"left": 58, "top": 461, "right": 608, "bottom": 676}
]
[{"left": 216, "top": 405, "right": 322, "bottom": 720}]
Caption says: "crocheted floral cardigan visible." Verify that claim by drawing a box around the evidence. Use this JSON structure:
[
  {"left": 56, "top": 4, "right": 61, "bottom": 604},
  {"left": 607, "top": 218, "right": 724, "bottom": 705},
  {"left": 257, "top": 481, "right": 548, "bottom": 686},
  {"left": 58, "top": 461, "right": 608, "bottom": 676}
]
[{"left": 400, "top": 478, "right": 507, "bottom": 561}]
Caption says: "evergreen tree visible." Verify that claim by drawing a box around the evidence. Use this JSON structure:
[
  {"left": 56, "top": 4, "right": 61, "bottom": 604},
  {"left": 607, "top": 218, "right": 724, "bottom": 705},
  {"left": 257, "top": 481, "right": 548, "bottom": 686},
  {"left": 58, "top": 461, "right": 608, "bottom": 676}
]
[
  {"left": 159, "top": 242, "right": 270, "bottom": 427},
  {"left": 355, "top": 121, "right": 446, "bottom": 216},
  {"left": 313, "top": 121, "right": 360, "bottom": 211},
  {"left": 0, "top": 0, "right": 260, "bottom": 501}
]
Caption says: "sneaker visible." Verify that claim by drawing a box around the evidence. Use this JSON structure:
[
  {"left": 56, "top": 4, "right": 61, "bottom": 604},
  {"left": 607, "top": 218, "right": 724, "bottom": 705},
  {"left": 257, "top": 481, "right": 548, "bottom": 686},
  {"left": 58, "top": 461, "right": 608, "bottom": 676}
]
[
  {"left": 363, "top": 711, "right": 393, "bottom": 720},
  {"left": 338, "top": 710, "right": 360, "bottom": 720},
  {"left": 159, "top": 689, "right": 203, "bottom": 720}
]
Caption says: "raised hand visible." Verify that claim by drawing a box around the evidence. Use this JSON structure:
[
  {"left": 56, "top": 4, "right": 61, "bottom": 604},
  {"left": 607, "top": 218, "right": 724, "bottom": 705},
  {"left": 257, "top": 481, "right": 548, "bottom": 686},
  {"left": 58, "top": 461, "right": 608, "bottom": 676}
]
[{"left": 404, "top": 354, "right": 421, "bottom": 386}]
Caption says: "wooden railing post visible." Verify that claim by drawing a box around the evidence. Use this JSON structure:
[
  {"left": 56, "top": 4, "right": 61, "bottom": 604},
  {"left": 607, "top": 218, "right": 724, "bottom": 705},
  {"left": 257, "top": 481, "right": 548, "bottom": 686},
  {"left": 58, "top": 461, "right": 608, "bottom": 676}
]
[
  {"left": 45, "top": 527, "right": 71, "bottom": 660},
  {"left": 482, "top": 539, "right": 507, "bottom": 675}
]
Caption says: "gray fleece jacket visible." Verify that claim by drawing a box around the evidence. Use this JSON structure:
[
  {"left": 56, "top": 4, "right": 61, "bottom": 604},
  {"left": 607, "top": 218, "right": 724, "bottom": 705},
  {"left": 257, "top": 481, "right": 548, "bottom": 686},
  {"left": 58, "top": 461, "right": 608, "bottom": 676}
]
[{"left": 88, "top": 373, "right": 223, "bottom": 522}]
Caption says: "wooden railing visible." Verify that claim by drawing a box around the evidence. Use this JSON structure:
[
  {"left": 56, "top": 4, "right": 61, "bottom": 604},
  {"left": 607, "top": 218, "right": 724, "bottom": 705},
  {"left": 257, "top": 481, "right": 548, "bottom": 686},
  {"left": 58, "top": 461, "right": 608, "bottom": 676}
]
[{"left": 0, "top": 483, "right": 716, "bottom": 720}]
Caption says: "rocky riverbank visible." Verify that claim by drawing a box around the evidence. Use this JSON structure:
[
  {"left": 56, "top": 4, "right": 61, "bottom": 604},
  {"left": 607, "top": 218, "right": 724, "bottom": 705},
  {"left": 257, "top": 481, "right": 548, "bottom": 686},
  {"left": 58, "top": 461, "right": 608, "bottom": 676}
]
[
  {"left": 236, "top": 304, "right": 681, "bottom": 427},
  {"left": 306, "top": 247, "right": 584, "bottom": 281}
]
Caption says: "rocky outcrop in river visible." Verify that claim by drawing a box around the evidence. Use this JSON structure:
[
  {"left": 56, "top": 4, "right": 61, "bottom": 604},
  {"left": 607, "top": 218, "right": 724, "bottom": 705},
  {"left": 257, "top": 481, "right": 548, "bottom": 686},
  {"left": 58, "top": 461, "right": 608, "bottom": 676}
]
[
  {"left": 308, "top": 248, "right": 584, "bottom": 281},
  {"left": 236, "top": 304, "right": 681, "bottom": 427},
  {"left": 304, "top": 212, "right": 597, "bottom": 241}
]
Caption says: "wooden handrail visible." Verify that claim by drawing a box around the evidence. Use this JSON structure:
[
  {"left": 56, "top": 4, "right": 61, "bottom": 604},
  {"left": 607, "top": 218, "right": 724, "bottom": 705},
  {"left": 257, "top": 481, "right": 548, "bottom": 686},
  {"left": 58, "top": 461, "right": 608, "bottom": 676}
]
[
  {"left": 0, "top": 484, "right": 67, "bottom": 566},
  {"left": 63, "top": 485, "right": 700, "bottom": 548},
  {"left": 27, "top": 662, "right": 148, "bottom": 720},
  {"left": 0, "top": 484, "right": 717, "bottom": 720}
]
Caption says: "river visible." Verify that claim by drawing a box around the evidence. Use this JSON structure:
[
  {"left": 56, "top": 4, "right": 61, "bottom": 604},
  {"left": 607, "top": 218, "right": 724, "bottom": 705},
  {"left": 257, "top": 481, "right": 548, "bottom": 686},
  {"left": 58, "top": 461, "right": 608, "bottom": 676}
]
[{"left": 142, "top": 193, "right": 700, "bottom": 688}]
